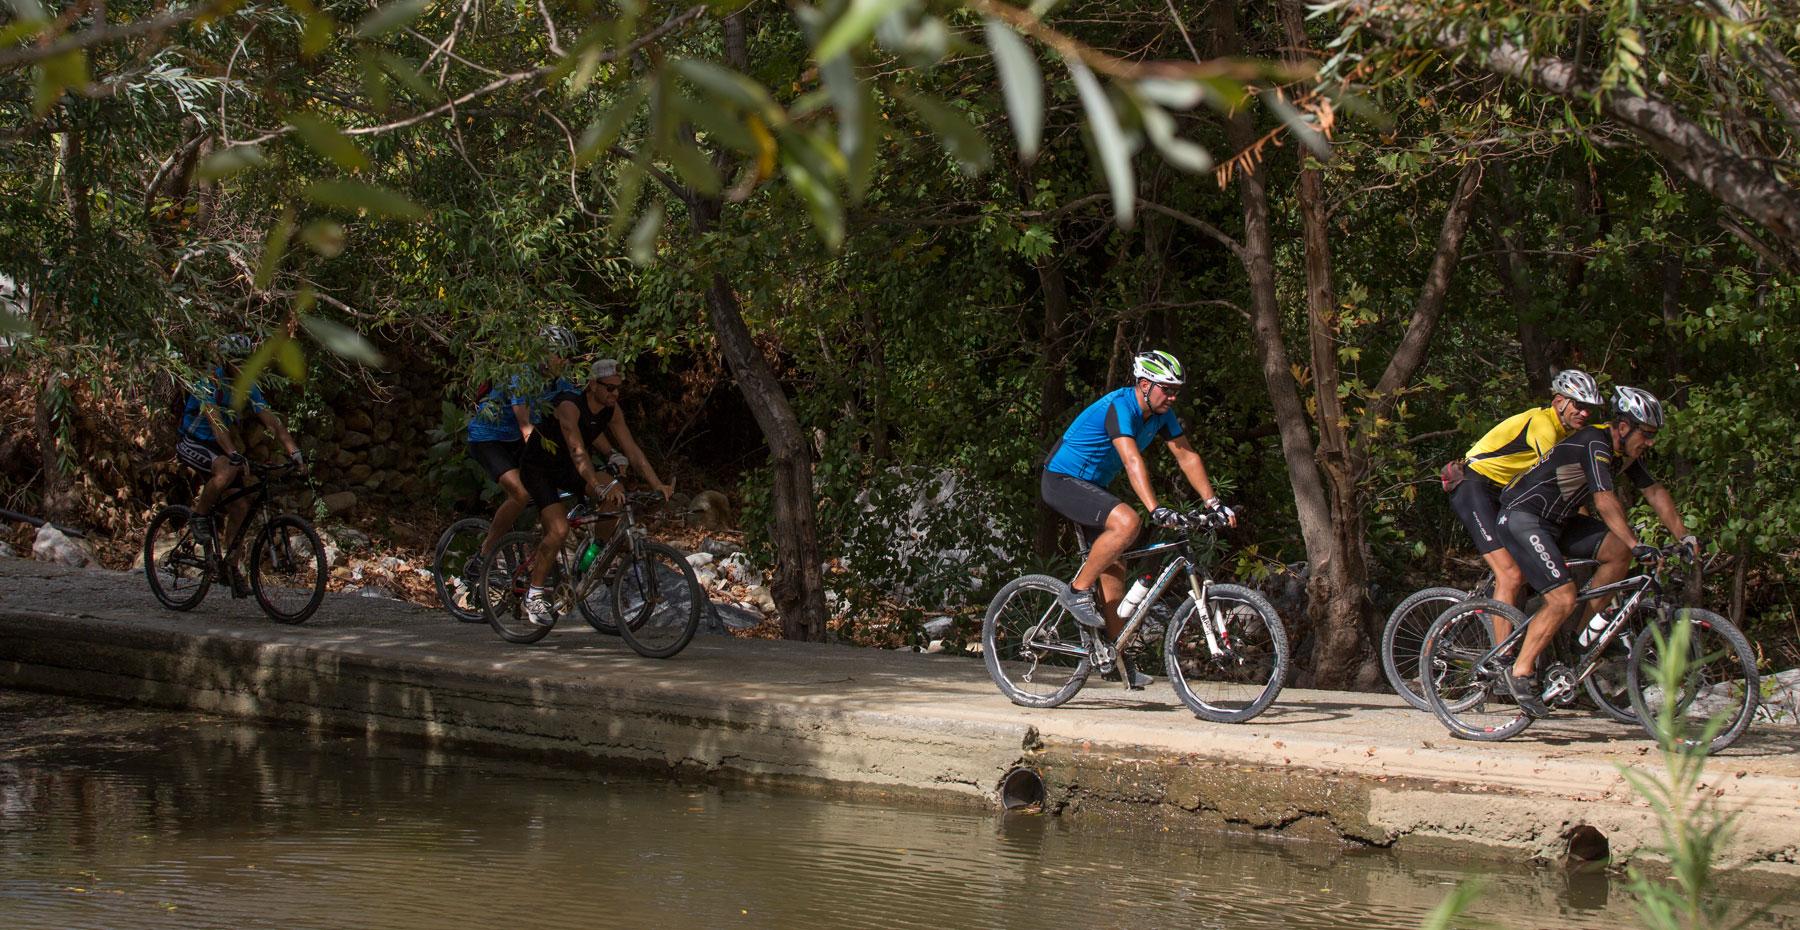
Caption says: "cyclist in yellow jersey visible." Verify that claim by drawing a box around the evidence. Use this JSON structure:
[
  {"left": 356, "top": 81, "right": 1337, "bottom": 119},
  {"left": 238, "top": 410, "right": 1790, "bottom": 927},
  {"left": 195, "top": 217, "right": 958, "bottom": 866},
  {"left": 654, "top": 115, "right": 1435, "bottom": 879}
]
[{"left": 1448, "top": 370, "right": 1604, "bottom": 621}]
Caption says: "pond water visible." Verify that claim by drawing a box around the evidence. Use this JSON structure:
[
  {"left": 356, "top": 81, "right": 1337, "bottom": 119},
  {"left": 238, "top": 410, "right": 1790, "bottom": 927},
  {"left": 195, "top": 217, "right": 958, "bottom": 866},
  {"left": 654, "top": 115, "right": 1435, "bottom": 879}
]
[{"left": 0, "top": 690, "right": 1791, "bottom": 930}]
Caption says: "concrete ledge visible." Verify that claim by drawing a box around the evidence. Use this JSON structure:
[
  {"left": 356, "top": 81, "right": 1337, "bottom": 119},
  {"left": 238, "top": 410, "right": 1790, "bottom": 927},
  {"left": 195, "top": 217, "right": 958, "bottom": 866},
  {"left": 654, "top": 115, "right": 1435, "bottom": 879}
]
[{"left": 1, "top": 558, "right": 1797, "bottom": 882}]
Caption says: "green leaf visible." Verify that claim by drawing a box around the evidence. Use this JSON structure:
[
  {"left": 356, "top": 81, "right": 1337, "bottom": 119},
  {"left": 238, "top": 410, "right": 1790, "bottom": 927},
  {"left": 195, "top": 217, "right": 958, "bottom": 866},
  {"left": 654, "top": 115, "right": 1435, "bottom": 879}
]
[
  {"left": 1068, "top": 61, "right": 1135, "bottom": 227},
  {"left": 896, "top": 90, "right": 990, "bottom": 175},
  {"left": 301, "top": 11, "right": 335, "bottom": 58},
  {"left": 814, "top": 0, "right": 909, "bottom": 62},
  {"left": 33, "top": 49, "right": 87, "bottom": 116},
  {"left": 661, "top": 136, "right": 721, "bottom": 195},
  {"left": 195, "top": 144, "right": 268, "bottom": 181},
  {"left": 355, "top": 0, "right": 429, "bottom": 38},
  {"left": 274, "top": 336, "right": 307, "bottom": 382},
  {"left": 627, "top": 201, "right": 665, "bottom": 266},
  {"left": 301, "top": 315, "right": 385, "bottom": 367},
  {"left": 576, "top": 83, "right": 647, "bottom": 167},
  {"left": 0, "top": 16, "right": 48, "bottom": 48},
  {"left": 1139, "top": 101, "right": 1211, "bottom": 173},
  {"left": 1262, "top": 90, "right": 1330, "bottom": 160},
  {"left": 287, "top": 112, "right": 372, "bottom": 172},
  {"left": 303, "top": 181, "right": 428, "bottom": 221},
  {"left": 230, "top": 340, "right": 276, "bottom": 414},
  {"left": 785, "top": 161, "right": 845, "bottom": 250},
  {"left": 984, "top": 19, "right": 1042, "bottom": 162},
  {"left": 672, "top": 59, "right": 784, "bottom": 125},
  {"left": 379, "top": 53, "right": 442, "bottom": 102},
  {"left": 673, "top": 92, "right": 754, "bottom": 155},
  {"left": 254, "top": 211, "right": 295, "bottom": 290},
  {"left": 359, "top": 49, "right": 391, "bottom": 113},
  {"left": 299, "top": 219, "right": 346, "bottom": 257},
  {"left": 605, "top": 160, "right": 647, "bottom": 241},
  {"left": 0, "top": 305, "right": 29, "bottom": 337},
  {"left": 1135, "top": 77, "right": 1205, "bottom": 110}
]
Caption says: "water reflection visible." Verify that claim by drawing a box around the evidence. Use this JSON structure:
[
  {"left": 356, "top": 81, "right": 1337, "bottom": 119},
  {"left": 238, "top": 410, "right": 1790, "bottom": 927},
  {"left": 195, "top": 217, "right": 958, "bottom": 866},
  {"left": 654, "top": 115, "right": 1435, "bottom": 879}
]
[{"left": 0, "top": 690, "right": 1792, "bottom": 930}]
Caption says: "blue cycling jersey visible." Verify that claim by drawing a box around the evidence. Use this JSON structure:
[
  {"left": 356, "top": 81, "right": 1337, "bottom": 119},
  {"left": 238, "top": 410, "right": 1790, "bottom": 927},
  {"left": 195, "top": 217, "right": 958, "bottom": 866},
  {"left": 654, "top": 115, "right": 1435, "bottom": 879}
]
[
  {"left": 1044, "top": 386, "right": 1183, "bottom": 486},
  {"left": 467, "top": 376, "right": 580, "bottom": 443},
  {"left": 180, "top": 367, "right": 268, "bottom": 442}
]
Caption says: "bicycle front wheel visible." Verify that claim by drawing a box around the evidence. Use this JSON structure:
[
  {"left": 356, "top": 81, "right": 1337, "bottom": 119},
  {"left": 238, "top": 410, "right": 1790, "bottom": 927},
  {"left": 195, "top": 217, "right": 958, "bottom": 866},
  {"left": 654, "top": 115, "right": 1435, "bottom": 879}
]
[
  {"left": 1423, "top": 598, "right": 1532, "bottom": 741},
  {"left": 981, "top": 575, "right": 1090, "bottom": 708},
  {"left": 611, "top": 541, "right": 703, "bottom": 659},
  {"left": 1381, "top": 586, "right": 1468, "bottom": 712},
  {"left": 1165, "top": 584, "right": 1288, "bottom": 723},
  {"left": 145, "top": 505, "right": 211, "bottom": 611},
  {"left": 250, "top": 515, "right": 327, "bottom": 624},
  {"left": 432, "top": 517, "right": 492, "bottom": 623},
  {"left": 1627, "top": 608, "right": 1759, "bottom": 754},
  {"left": 1581, "top": 629, "right": 1639, "bottom": 725},
  {"left": 480, "top": 531, "right": 552, "bottom": 644}
]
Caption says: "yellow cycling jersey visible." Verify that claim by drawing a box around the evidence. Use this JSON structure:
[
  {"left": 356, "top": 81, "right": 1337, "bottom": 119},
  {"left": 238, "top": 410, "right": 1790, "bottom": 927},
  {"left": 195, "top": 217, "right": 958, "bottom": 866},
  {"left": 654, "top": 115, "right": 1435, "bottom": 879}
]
[{"left": 1464, "top": 405, "right": 1572, "bottom": 487}]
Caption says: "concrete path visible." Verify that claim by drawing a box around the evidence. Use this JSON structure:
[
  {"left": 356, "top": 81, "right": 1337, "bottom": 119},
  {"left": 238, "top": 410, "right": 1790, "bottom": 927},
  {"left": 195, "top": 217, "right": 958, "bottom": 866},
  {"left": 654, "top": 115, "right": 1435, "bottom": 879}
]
[{"left": 1, "top": 557, "right": 1795, "bottom": 880}]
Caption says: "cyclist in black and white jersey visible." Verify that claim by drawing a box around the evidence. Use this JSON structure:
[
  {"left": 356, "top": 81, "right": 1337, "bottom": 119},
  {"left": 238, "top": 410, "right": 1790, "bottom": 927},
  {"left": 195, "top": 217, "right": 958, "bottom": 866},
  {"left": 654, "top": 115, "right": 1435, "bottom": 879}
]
[{"left": 1494, "top": 386, "right": 1698, "bottom": 717}]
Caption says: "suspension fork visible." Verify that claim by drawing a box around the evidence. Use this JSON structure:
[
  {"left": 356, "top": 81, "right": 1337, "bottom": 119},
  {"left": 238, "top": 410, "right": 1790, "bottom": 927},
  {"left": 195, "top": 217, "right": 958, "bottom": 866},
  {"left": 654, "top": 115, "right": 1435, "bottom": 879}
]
[{"left": 1185, "top": 569, "right": 1228, "bottom": 656}]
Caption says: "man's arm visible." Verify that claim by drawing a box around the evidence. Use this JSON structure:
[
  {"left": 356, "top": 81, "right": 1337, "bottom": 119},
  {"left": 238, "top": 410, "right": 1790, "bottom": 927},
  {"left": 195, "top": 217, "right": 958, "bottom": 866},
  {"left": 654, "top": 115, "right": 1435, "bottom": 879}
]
[
  {"left": 608, "top": 407, "right": 673, "bottom": 498},
  {"left": 556, "top": 402, "right": 608, "bottom": 498},
  {"left": 1166, "top": 435, "right": 1219, "bottom": 503},
  {"left": 1640, "top": 484, "right": 1691, "bottom": 543},
  {"left": 1112, "top": 436, "right": 1158, "bottom": 512},
  {"left": 256, "top": 410, "right": 300, "bottom": 458},
  {"left": 202, "top": 406, "right": 239, "bottom": 455},
  {"left": 1591, "top": 490, "right": 1642, "bottom": 551},
  {"left": 511, "top": 401, "right": 534, "bottom": 443}
]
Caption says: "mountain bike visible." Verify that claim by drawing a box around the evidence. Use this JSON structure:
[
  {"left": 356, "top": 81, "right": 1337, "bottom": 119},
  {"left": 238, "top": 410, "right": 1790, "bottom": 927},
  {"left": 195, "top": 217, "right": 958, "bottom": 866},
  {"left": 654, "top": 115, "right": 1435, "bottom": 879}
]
[
  {"left": 981, "top": 510, "right": 1289, "bottom": 723},
  {"left": 1379, "top": 558, "right": 1634, "bottom": 723},
  {"left": 143, "top": 461, "right": 327, "bottom": 624},
  {"left": 432, "top": 516, "right": 494, "bottom": 623},
  {"left": 1421, "top": 546, "right": 1758, "bottom": 753},
  {"left": 477, "top": 488, "right": 701, "bottom": 658}
]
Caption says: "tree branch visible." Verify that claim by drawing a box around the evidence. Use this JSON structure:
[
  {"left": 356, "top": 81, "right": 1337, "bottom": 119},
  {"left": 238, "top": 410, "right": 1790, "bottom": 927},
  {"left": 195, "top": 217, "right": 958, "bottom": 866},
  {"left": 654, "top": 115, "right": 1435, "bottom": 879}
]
[{"left": 0, "top": 0, "right": 235, "bottom": 72}]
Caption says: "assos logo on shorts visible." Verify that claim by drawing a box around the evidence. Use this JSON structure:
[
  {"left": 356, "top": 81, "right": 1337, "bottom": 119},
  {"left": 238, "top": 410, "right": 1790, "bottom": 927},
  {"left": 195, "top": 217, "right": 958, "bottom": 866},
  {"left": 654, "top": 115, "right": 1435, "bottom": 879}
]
[{"left": 1527, "top": 534, "right": 1564, "bottom": 579}]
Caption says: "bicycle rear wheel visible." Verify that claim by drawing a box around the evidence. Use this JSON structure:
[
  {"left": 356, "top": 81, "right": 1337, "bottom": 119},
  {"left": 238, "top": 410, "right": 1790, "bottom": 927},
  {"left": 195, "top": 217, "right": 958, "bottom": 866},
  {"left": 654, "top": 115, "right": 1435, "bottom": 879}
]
[
  {"left": 1381, "top": 586, "right": 1468, "bottom": 712},
  {"left": 480, "top": 531, "right": 552, "bottom": 644},
  {"left": 1423, "top": 598, "right": 1532, "bottom": 741},
  {"left": 145, "top": 505, "right": 211, "bottom": 611},
  {"left": 611, "top": 541, "right": 702, "bottom": 659},
  {"left": 250, "top": 515, "right": 327, "bottom": 624},
  {"left": 981, "top": 575, "right": 1090, "bottom": 708},
  {"left": 1165, "top": 583, "right": 1288, "bottom": 723},
  {"left": 1627, "top": 608, "right": 1759, "bottom": 754},
  {"left": 432, "top": 517, "right": 491, "bottom": 623}
]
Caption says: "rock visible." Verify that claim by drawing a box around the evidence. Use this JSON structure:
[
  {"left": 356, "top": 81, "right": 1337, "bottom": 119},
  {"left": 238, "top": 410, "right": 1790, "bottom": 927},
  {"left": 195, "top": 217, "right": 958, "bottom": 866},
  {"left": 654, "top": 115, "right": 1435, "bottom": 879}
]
[
  {"left": 344, "top": 410, "right": 374, "bottom": 433},
  {"left": 1759, "top": 668, "right": 1800, "bottom": 726},
  {"left": 332, "top": 448, "right": 357, "bottom": 469},
  {"left": 920, "top": 616, "right": 954, "bottom": 638},
  {"left": 747, "top": 584, "right": 777, "bottom": 614},
  {"left": 347, "top": 464, "right": 372, "bottom": 482},
  {"left": 718, "top": 552, "right": 762, "bottom": 587},
  {"left": 32, "top": 525, "right": 92, "bottom": 567},
  {"left": 688, "top": 490, "right": 734, "bottom": 530},
  {"left": 378, "top": 556, "right": 405, "bottom": 572},
  {"left": 700, "top": 537, "right": 741, "bottom": 558},
  {"left": 0, "top": 539, "right": 14, "bottom": 559},
  {"left": 711, "top": 601, "right": 764, "bottom": 631},
  {"left": 361, "top": 473, "right": 384, "bottom": 491},
  {"left": 329, "top": 526, "right": 372, "bottom": 551},
  {"left": 341, "top": 431, "right": 373, "bottom": 451},
  {"left": 372, "top": 419, "right": 394, "bottom": 443},
  {"left": 321, "top": 490, "right": 358, "bottom": 514},
  {"left": 685, "top": 551, "right": 715, "bottom": 567},
  {"left": 366, "top": 445, "right": 396, "bottom": 469}
]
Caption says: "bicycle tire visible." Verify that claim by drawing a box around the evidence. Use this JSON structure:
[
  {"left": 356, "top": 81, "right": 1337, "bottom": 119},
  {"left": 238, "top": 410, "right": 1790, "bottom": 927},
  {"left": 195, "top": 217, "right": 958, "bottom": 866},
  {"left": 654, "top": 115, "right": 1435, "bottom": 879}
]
[
  {"left": 480, "top": 531, "right": 552, "bottom": 644},
  {"left": 1580, "top": 630, "right": 1639, "bottom": 725},
  {"left": 250, "top": 515, "right": 328, "bottom": 624},
  {"left": 611, "top": 541, "right": 703, "bottom": 659},
  {"left": 1381, "top": 586, "right": 1469, "bottom": 712},
  {"left": 145, "top": 505, "right": 211, "bottom": 611},
  {"left": 1423, "top": 598, "right": 1533, "bottom": 741},
  {"left": 1164, "top": 583, "right": 1288, "bottom": 723},
  {"left": 981, "top": 574, "right": 1090, "bottom": 708},
  {"left": 1627, "top": 608, "right": 1760, "bottom": 754},
  {"left": 576, "top": 545, "right": 620, "bottom": 635},
  {"left": 432, "top": 517, "right": 492, "bottom": 623}
]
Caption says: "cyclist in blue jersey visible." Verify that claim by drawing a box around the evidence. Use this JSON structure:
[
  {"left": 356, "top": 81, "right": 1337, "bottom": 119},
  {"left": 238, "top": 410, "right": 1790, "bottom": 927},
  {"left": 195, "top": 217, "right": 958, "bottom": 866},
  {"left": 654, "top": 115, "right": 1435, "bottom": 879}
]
[
  {"left": 461, "top": 325, "right": 580, "bottom": 587},
  {"left": 175, "top": 333, "right": 304, "bottom": 595},
  {"left": 1040, "top": 350, "right": 1236, "bottom": 680}
]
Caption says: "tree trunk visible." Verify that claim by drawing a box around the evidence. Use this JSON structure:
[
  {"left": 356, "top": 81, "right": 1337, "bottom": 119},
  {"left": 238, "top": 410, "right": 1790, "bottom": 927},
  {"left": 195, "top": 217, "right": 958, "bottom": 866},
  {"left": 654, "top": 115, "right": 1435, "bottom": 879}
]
[{"left": 1489, "top": 165, "right": 1554, "bottom": 391}]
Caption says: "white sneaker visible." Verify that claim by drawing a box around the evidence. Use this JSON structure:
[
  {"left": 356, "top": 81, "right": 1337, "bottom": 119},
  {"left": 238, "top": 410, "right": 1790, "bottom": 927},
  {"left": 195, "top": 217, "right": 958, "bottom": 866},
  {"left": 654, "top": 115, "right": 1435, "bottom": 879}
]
[{"left": 524, "top": 593, "right": 555, "bottom": 627}]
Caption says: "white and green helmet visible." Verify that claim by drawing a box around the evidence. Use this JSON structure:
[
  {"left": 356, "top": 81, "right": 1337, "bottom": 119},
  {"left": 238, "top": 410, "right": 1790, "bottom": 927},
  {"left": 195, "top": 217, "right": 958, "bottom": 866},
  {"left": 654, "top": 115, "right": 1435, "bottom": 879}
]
[{"left": 1132, "top": 350, "right": 1184, "bottom": 386}]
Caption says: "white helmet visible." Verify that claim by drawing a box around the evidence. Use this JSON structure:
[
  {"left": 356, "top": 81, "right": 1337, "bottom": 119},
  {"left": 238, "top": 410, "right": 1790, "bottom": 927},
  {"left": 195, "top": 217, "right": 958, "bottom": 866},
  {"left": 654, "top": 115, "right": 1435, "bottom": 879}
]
[
  {"left": 217, "top": 333, "right": 255, "bottom": 358},
  {"left": 1549, "top": 368, "right": 1603, "bottom": 407},
  {"left": 1131, "top": 350, "right": 1184, "bottom": 386},
  {"left": 541, "top": 325, "right": 577, "bottom": 355},
  {"left": 1612, "top": 385, "right": 1665, "bottom": 428}
]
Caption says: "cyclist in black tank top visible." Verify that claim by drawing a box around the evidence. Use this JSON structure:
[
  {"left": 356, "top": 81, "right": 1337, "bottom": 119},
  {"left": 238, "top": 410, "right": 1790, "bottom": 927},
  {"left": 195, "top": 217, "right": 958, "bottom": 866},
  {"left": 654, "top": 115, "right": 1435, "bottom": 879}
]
[{"left": 517, "top": 358, "right": 676, "bottom": 626}]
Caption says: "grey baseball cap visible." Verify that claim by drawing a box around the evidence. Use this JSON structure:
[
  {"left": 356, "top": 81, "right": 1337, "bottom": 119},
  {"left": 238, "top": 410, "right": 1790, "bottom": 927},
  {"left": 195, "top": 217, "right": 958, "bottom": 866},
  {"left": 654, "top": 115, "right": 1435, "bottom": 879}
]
[{"left": 589, "top": 358, "right": 620, "bottom": 380}]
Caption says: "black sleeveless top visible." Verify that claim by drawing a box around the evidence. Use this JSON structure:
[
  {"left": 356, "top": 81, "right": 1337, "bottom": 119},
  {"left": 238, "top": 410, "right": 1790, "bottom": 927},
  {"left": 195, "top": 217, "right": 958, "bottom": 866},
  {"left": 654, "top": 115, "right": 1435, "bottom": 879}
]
[{"left": 524, "top": 388, "right": 614, "bottom": 474}]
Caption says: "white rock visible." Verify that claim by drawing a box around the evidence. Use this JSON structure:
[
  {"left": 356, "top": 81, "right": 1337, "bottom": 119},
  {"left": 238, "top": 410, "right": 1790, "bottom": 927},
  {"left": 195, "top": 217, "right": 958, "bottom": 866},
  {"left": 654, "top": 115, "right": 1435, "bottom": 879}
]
[
  {"left": 32, "top": 525, "right": 92, "bottom": 567},
  {"left": 685, "top": 551, "right": 715, "bottom": 567},
  {"left": 0, "top": 539, "right": 15, "bottom": 558},
  {"left": 718, "top": 552, "right": 764, "bottom": 588}
]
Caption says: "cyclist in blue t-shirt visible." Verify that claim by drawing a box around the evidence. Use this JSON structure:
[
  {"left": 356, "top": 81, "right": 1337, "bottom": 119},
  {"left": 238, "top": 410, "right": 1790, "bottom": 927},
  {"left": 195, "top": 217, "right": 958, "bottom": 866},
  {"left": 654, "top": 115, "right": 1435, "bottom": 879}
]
[
  {"left": 461, "top": 325, "right": 580, "bottom": 587},
  {"left": 1041, "top": 350, "right": 1236, "bottom": 680},
  {"left": 175, "top": 334, "right": 304, "bottom": 594}
]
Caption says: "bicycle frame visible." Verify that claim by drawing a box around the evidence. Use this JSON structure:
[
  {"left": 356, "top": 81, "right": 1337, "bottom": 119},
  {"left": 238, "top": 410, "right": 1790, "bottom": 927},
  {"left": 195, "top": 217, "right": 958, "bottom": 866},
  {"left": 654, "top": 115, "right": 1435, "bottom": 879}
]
[
  {"left": 202, "top": 464, "right": 302, "bottom": 558},
  {"left": 1465, "top": 565, "right": 1665, "bottom": 703},
  {"left": 1059, "top": 518, "right": 1234, "bottom": 657}
]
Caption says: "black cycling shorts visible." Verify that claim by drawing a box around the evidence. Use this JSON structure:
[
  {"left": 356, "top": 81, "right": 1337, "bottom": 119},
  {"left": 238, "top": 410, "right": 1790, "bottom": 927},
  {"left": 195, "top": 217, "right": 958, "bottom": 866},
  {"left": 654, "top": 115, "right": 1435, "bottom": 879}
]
[
  {"left": 467, "top": 439, "right": 526, "bottom": 484},
  {"left": 1449, "top": 473, "right": 1506, "bottom": 555},
  {"left": 1041, "top": 470, "right": 1125, "bottom": 547},
  {"left": 1497, "top": 510, "right": 1610, "bottom": 595},
  {"left": 175, "top": 436, "right": 246, "bottom": 487},
  {"left": 519, "top": 459, "right": 585, "bottom": 512}
]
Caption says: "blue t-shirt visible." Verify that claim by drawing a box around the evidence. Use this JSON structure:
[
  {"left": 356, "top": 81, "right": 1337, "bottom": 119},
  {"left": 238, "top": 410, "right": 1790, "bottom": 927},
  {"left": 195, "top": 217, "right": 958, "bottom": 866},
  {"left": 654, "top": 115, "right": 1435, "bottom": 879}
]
[
  {"left": 467, "top": 376, "right": 580, "bottom": 443},
  {"left": 1044, "top": 386, "right": 1183, "bottom": 486},
  {"left": 180, "top": 367, "right": 268, "bottom": 442}
]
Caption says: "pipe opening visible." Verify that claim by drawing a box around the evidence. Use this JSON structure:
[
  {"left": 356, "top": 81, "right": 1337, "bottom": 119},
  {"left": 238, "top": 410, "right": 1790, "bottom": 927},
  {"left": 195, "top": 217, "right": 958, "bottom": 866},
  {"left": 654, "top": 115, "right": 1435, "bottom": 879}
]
[
  {"left": 1564, "top": 824, "right": 1610, "bottom": 863},
  {"left": 999, "top": 767, "right": 1046, "bottom": 812}
]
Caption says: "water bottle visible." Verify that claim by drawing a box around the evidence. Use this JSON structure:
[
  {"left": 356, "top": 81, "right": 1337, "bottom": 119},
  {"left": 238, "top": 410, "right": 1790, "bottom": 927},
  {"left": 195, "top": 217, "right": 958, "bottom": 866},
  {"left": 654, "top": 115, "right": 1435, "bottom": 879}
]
[
  {"left": 1117, "top": 575, "right": 1154, "bottom": 621},
  {"left": 576, "top": 539, "right": 601, "bottom": 574},
  {"left": 1576, "top": 611, "right": 1610, "bottom": 648}
]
